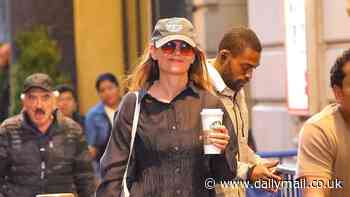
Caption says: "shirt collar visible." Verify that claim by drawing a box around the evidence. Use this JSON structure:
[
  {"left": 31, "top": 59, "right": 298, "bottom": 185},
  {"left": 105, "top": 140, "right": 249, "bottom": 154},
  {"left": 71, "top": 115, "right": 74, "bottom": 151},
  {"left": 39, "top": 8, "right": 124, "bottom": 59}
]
[
  {"left": 206, "top": 59, "right": 227, "bottom": 92},
  {"left": 95, "top": 102, "right": 106, "bottom": 114},
  {"left": 104, "top": 105, "right": 117, "bottom": 113},
  {"left": 138, "top": 80, "right": 200, "bottom": 101},
  {"left": 206, "top": 59, "right": 240, "bottom": 99},
  {"left": 221, "top": 87, "right": 237, "bottom": 98}
]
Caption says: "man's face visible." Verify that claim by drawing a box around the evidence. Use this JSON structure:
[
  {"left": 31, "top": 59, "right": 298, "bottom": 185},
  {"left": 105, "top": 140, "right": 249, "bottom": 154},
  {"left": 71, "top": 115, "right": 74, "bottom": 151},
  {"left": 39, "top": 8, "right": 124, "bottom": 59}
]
[
  {"left": 335, "top": 62, "right": 350, "bottom": 112},
  {"left": 222, "top": 47, "right": 260, "bottom": 91},
  {"left": 98, "top": 80, "right": 120, "bottom": 108},
  {"left": 0, "top": 44, "right": 10, "bottom": 67},
  {"left": 23, "top": 88, "right": 55, "bottom": 128},
  {"left": 57, "top": 91, "right": 77, "bottom": 117}
]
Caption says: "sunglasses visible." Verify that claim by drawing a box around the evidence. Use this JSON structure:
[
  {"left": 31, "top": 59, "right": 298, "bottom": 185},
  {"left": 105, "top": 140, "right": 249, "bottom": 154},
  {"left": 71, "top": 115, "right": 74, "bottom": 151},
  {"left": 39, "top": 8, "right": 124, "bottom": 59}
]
[{"left": 160, "top": 41, "right": 194, "bottom": 56}]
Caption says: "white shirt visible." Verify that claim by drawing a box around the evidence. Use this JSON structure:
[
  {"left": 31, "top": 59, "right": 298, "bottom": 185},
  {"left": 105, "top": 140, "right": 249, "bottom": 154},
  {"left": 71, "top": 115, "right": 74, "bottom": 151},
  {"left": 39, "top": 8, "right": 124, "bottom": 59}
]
[
  {"left": 206, "top": 59, "right": 227, "bottom": 92},
  {"left": 104, "top": 106, "right": 117, "bottom": 127}
]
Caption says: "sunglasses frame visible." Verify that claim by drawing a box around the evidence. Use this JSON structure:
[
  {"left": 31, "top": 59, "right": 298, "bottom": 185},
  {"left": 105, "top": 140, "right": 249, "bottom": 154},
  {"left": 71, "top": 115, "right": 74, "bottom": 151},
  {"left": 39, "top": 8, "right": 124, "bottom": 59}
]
[{"left": 159, "top": 41, "right": 195, "bottom": 56}]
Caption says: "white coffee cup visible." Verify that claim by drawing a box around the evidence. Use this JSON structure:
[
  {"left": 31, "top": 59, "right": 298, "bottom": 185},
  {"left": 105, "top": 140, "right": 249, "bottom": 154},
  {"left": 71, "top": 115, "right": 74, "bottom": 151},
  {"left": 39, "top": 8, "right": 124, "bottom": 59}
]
[
  {"left": 200, "top": 108, "right": 224, "bottom": 154},
  {"left": 36, "top": 193, "right": 75, "bottom": 197}
]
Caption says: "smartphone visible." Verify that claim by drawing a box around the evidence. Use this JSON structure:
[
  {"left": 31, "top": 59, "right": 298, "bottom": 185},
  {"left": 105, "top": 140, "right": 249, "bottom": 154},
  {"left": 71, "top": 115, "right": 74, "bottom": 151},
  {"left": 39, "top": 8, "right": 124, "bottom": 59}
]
[{"left": 275, "top": 163, "right": 296, "bottom": 175}]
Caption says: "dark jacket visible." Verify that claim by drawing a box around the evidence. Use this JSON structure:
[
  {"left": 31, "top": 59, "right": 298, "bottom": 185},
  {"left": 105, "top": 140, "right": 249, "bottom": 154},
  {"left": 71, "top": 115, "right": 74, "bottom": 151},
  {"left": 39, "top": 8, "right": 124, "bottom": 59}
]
[
  {"left": 72, "top": 111, "right": 85, "bottom": 130},
  {"left": 0, "top": 69, "right": 9, "bottom": 123},
  {"left": 0, "top": 111, "right": 95, "bottom": 197}
]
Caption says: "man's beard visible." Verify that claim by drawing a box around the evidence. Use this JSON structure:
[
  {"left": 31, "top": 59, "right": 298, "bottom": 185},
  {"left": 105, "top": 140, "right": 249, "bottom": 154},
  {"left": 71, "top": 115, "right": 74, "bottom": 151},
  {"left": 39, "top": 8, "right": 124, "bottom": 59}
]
[{"left": 222, "top": 70, "right": 245, "bottom": 91}]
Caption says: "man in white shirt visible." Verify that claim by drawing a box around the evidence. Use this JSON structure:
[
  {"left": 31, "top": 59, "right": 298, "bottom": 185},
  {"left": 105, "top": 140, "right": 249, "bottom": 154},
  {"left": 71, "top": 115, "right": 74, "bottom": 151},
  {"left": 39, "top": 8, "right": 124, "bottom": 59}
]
[{"left": 207, "top": 27, "right": 281, "bottom": 197}]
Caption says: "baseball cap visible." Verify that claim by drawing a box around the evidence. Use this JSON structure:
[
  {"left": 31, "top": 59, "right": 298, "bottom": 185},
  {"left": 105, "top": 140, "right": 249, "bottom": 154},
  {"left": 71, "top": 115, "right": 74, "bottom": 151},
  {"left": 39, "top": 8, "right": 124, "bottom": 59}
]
[
  {"left": 23, "top": 73, "right": 53, "bottom": 93},
  {"left": 151, "top": 17, "right": 197, "bottom": 48}
]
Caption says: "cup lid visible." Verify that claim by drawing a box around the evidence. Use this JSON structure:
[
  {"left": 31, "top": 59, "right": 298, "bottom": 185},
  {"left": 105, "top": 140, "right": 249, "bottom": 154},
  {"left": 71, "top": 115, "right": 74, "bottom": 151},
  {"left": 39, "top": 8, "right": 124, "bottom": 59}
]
[{"left": 200, "top": 108, "right": 224, "bottom": 115}]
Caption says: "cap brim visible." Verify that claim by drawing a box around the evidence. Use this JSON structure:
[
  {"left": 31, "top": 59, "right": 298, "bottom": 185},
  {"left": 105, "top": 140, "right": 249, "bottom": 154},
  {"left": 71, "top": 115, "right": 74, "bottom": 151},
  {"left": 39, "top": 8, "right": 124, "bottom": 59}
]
[
  {"left": 155, "top": 35, "right": 196, "bottom": 48},
  {"left": 23, "top": 86, "right": 51, "bottom": 93}
]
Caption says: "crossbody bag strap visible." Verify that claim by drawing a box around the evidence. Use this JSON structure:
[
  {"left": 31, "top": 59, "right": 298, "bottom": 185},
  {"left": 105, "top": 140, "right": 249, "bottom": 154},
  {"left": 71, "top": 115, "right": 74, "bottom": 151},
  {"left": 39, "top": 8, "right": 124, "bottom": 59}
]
[{"left": 122, "top": 91, "right": 140, "bottom": 196}]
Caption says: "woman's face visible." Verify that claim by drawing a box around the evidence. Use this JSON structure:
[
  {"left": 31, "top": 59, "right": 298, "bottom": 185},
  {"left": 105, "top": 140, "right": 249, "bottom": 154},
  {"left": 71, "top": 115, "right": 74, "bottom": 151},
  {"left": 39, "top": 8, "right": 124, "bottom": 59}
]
[{"left": 151, "top": 40, "right": 196, "bottom": 77}]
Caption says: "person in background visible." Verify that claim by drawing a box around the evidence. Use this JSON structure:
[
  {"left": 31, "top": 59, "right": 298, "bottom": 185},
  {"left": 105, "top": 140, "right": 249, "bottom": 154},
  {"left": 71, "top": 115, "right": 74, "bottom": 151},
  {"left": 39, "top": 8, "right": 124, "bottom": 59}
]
[
  {"left": 0, "top": 43, "right": 11, "bottom": 123},
  {"left": 296, "top": 48, "right": 350, "bottom": 197},
  {"left": 206, "top": 27, "right": 281, "bottom": 196},
  {"left": 96, "top": 17, "right": 238, "bottom": 197},
  {"left": 85, "top": 73, "right": 121, "bottom": 177},
  {"left": 0, "top": 73, "right": 94, "bottom": 197},
  {"left": 55, "top": 84, "right": 85, "bottom": 129}
]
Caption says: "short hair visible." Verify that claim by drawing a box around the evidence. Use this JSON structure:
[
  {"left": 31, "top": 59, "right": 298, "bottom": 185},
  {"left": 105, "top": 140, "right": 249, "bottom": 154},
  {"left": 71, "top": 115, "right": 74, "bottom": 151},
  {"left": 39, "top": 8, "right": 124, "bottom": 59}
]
[
  {"left": 95, "top": 73, "right": 119, "bottom": 91},
  {"left": 218, "top": 27, "right": 262, "bottom": 57},
  {"left": 55, "top": 84, "right": 77, "bottom": 100},
  {"left": 330, "top": 49, "right": 350, "bottom": 88}
]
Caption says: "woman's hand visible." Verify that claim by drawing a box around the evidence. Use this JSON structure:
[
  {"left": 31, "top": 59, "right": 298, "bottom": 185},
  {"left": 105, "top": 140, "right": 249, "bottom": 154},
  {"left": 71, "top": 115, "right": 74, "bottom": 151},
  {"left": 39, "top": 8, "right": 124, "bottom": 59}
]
[{"left": 205, "top": 126, "right": 230, "bottom": 151}]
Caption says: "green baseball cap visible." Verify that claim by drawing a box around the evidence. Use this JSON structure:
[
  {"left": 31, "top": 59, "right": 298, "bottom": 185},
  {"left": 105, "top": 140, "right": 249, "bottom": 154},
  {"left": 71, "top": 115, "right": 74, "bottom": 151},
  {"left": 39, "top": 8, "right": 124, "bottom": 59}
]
[
  {"left": 23, "top": 73, "right": 53, "bottom": 93},
  {"left": 151, "top": 17, "right": 197, "bottom": 48}
]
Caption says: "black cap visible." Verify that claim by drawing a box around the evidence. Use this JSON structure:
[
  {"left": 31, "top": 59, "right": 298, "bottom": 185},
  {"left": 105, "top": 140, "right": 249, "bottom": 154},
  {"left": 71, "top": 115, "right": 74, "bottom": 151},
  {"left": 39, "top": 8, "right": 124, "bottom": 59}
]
[{"left": 23, "top": 73, "right": 53, "bottom": 93}]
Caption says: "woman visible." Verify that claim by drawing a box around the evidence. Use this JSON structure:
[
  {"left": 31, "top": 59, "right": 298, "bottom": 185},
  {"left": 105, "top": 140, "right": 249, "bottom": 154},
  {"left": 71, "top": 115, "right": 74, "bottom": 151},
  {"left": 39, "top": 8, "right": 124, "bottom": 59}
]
[{"left": 96, "top": 17, "right": 238, "bottom": 197}]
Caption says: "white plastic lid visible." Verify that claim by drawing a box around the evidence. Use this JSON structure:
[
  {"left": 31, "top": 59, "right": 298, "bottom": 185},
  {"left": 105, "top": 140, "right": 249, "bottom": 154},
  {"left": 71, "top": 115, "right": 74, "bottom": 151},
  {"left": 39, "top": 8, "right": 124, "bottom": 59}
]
[{"left": 200, "top": 108, "right": 224, "bottom": 115}]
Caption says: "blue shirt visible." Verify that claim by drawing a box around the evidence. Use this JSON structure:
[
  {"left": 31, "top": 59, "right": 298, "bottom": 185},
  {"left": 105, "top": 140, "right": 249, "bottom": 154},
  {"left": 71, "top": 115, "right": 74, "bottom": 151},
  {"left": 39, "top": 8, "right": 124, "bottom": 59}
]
[{"left": 85, "top": 102, "right": 112, "bottom": 160}]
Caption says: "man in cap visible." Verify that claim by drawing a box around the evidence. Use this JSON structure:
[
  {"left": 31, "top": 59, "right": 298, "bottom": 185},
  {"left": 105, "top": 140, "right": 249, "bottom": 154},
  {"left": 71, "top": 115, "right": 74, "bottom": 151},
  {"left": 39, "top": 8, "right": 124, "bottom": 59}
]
[{"left": 0, "top": 73, "right": 94, "bottom": 197}]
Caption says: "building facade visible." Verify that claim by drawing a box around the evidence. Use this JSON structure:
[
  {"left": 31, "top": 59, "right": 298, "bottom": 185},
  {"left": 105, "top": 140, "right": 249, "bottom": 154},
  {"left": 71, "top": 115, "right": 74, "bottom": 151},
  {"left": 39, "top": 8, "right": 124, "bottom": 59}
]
[{"left": 193, "top": 0, "right": 350, "bottom": 152}]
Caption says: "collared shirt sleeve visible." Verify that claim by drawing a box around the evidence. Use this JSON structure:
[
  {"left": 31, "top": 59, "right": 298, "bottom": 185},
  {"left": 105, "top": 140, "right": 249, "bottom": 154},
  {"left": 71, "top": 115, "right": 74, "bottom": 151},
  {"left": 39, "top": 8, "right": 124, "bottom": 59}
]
[
  {"left": 96, "top": 93, "right": 136, "bottom": 197},
  {"left": 237, "top": 161, "right": 250, "bottom": 180},
  {"left": 246, "top": 146, "right": 267, "bottom": 165},
  {"left": 236, "top": 147, "right": 267, "bottom": 180}
]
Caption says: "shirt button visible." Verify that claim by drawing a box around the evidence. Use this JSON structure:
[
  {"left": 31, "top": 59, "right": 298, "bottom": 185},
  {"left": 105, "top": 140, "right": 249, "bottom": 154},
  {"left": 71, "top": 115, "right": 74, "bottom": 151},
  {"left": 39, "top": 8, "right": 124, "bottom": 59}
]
[
  {"left": 176, "top": 189, "right": 181, "bottom": 195},
  {"left": 173, "top": 146, "right": 179, "bottom": 151},
  {"left": 175, "top": 168, "right": 180, "bottom": 174}
]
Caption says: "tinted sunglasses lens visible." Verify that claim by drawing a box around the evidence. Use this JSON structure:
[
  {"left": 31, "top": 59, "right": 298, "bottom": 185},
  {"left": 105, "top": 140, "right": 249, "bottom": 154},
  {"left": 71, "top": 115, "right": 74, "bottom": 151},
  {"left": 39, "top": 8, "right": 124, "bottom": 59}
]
[
  {"left": 160, "top": 41, "right": 194, "bottom": 56},
  {"left": 179, "top": 42, "right": 194, "bottom": 56},
  {"left": 161, "top": 42, "right": 176, "bottom": 54}
]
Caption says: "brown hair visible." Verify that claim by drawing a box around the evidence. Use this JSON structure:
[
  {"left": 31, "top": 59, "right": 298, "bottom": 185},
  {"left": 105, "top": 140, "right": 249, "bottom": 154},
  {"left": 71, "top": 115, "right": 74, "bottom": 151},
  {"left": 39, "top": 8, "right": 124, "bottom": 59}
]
[{"left": 125, "top": 45, "right": 212, "bottom": 92}]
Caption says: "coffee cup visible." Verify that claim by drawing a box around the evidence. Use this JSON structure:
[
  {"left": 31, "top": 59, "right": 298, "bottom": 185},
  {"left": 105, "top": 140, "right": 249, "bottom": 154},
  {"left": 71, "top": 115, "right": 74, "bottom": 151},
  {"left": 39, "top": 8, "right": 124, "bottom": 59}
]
[
  {"left": 36, "top": 193, "right": 75, "bottom": 197},
  {"left": 200, "top": 108, "right": 224, "bottom": 154}
]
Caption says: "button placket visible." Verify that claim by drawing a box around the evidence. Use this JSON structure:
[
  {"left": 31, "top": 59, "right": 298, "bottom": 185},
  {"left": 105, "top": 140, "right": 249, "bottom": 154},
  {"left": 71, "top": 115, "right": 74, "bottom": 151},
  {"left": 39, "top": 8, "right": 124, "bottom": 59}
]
[
  {"left": 169, "top": 103, "right": 178, "bottom": 133},
  {"left": 176, "top": 189, "right": 181, "bottom": 195},
  {"left": 173, "top": 146, "right": 179, "bottom": 151}
]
